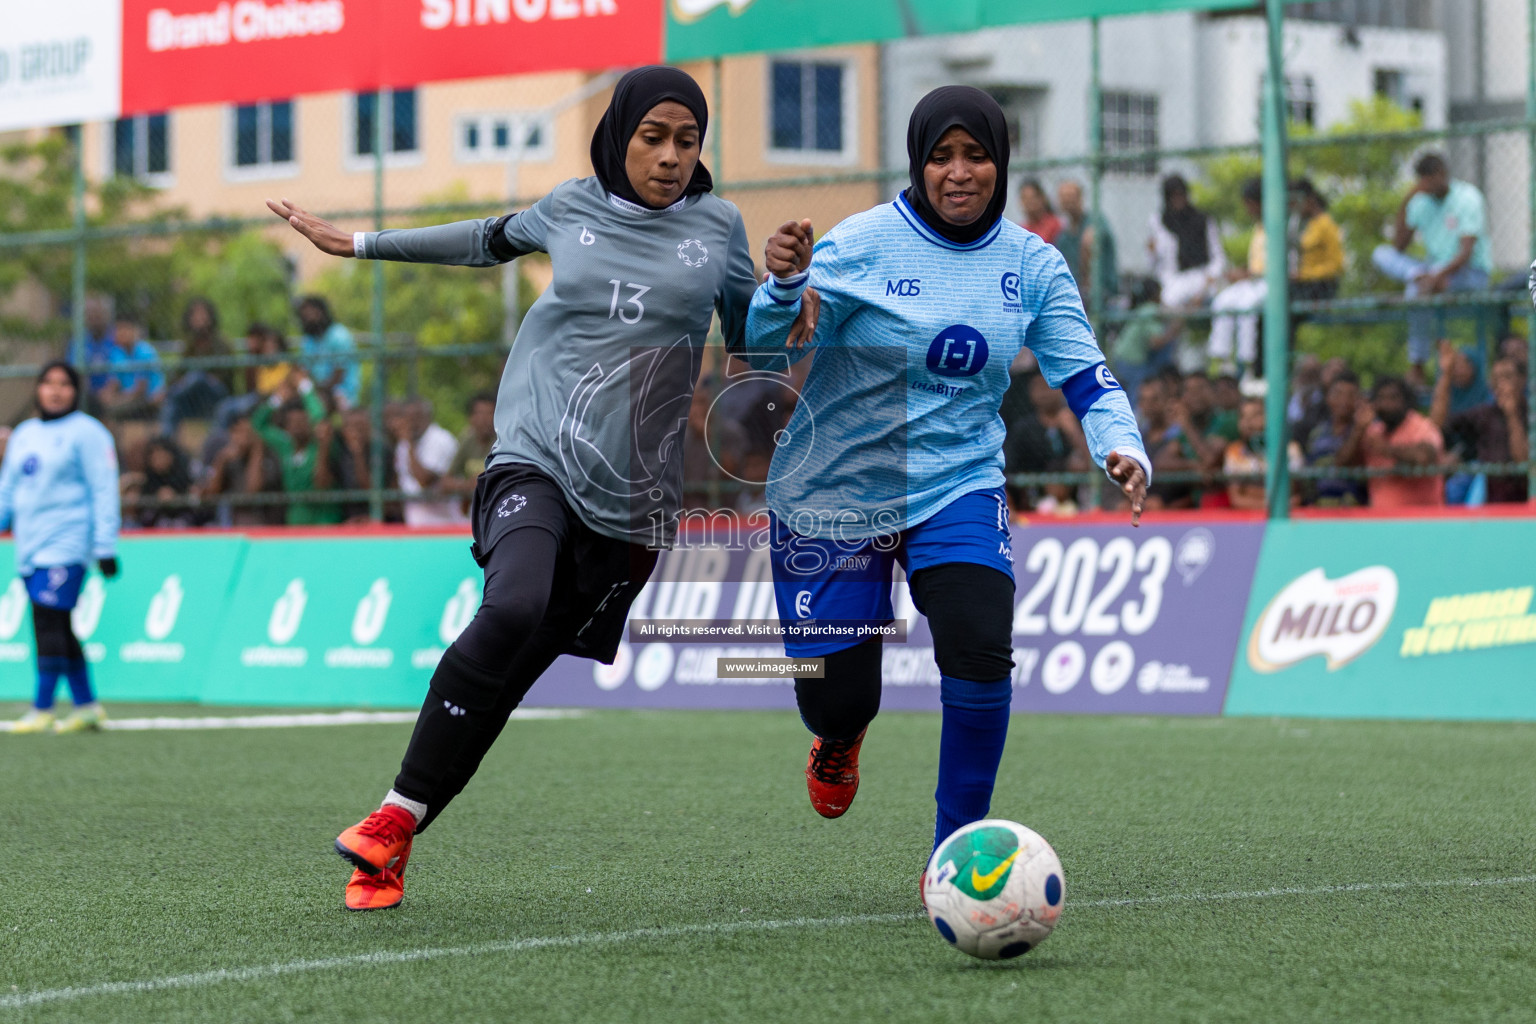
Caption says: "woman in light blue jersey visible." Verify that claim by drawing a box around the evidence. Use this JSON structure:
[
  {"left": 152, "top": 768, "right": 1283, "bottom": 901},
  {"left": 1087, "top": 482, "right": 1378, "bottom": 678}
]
[
  {"left": 741, "top": 87, "right": 1150, "bottom": 878},
  {"left": 0, "top": 362, "right": 121, "bottom": 735}
]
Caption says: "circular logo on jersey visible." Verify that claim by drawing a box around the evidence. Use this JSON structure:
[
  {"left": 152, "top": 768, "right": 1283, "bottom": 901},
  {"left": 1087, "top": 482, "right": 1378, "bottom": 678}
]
[
  {"left": 926, "top": 325, "right": 990, "bottom": 378},
  {"left": 1000, "top": 272, "right": 1021, "bottom": 304},
  {"left": 21, "top": 455, "right": 39, "bottom": 476},
  {"left": 496, "top": 494, "right": 527, "bottom": 518},
  {"left": 677, "top": 239, "right": 709, "bottom": 268},
  {"left": 1096, "top": 365, "right": 1122, "bottom": 390}
]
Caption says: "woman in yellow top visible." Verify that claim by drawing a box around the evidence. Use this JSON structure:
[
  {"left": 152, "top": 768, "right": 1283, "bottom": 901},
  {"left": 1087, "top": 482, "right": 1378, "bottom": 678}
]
[{"left": 1292, "top": 177, "right": 1344, "bottom": 301}]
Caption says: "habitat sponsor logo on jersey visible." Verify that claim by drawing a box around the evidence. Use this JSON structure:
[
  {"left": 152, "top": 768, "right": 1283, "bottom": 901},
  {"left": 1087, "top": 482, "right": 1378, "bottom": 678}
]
[
  {"left": 926, "top": 324, "right": 989, "bottom": 378},
  {"left": 242, "top": 578, "right": 309, "bottom": 667},
  {"left": 121, "top": 575, "right": 187, "bottom": 663},
  {"left": 325, "top": 578, "right": 394, "bottom": 668},
  {"left": 1247, "top": 566, "right": 1397, "bottom": 672}
]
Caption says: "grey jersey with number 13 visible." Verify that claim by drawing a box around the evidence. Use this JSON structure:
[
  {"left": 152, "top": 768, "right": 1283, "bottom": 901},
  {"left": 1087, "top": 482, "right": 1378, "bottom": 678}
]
[{"left": 361, "top": 176, "right": 757, "bottom": 546}]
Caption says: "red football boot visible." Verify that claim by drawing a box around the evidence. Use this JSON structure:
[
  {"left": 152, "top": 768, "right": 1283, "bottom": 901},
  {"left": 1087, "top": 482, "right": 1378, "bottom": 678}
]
[
  {"left": 804, "top": 729, "right": 866, "bottom": 819},
  {"left": 335, "top": 804, "right": 416, "bottom": 875},
  {"left": 345, "top": 839, "right": 411, "bottom": 911}
]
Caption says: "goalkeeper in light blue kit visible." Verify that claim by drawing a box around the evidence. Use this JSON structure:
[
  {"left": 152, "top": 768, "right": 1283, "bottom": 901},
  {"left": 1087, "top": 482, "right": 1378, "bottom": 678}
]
[
  {"left": 0, "top": 362, "right": 121, "bottom": 734},
  {"left": 739, "top": 87, "right": 1150, "bottom": 868}
]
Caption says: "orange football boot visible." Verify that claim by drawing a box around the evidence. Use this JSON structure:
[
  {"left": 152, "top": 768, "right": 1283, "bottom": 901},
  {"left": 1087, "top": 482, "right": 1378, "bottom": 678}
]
[
  {"left": 335, "top": 803, "right": 417, "bottom": 875},
  {"left": 345, "top": 839, "right": 411, "bottom": 911},
  {"left": 804, "top": 729, "right": 866, "bottom": 819}
]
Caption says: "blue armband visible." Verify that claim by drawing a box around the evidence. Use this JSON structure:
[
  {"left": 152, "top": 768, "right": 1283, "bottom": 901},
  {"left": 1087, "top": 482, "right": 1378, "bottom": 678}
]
[{"left": 1061, "top": 362, "right": 1124, "bottom": 420}]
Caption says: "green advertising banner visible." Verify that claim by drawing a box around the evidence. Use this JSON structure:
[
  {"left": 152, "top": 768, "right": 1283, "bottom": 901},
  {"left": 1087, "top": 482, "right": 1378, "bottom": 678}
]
[
  {"left": 1225, "top": 519, "right": 1536, "bottom": 720},
  {"left": 202, "top": 537, "right": 481, "bottom": 708},
  {"left": 0, "top": 538, "right": 245, "bottom": 703},
  {"left": 665, "top": 0, "right": 1253, "bottom": 61}
]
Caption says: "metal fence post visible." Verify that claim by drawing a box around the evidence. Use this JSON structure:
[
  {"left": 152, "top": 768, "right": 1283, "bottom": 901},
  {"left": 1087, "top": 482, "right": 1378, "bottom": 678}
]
[
  {"left": 1261, "top": 0, "right": 1292, "bottom": 521},
  {"left": 370, "top": 88, "right": 388, "bottom": 522},
  {"left": 70, "top": 125, "right": 87, "bottom": 369},
  {"left": 1088, "top": 16, "right": 1105, "bottom": 334},
  {"left": 1527, "top": 0, "right": 1535, "bottom": 502},
  {"left": 1087, "top": 16, "right": 1105, "bottom": 511}
]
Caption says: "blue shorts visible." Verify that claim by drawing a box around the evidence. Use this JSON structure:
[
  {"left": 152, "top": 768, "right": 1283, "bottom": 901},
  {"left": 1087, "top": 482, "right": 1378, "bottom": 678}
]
[
  {"left": 24, "top": 565, "right": 87, "bottom": 611},
  {"left": 770, "top": 488, "right": 1015, "bottom": 657}
]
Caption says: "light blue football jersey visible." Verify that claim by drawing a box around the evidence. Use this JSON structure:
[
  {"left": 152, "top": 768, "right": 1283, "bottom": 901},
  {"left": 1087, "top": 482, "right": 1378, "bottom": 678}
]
[
  {"left": 738, "top": 193, "right": 1148, "bottom": 541},
  {"left": 0, "top": 411, "right": 121, "bottom": 574}
]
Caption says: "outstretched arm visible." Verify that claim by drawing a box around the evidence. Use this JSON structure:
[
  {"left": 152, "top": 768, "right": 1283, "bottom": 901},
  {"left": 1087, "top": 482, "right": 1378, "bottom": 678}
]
[{"left": 267, "top": 194, "right": 554, "bottom": 266}]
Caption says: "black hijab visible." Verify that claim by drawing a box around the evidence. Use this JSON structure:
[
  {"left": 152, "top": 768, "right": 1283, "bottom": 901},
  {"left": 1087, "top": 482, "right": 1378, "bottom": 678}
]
[
  {"left": 590, "top": 66, "right": 713, "bottom": 209},
  {"left": 903, "top": 86, "right": 1010, "bottom": 245},
  {"left": 1161, "top": 175, "right": 1211, "bottom": 271},
  {"left": 36, "top": 360, "right": 81, "bottom": 421}
]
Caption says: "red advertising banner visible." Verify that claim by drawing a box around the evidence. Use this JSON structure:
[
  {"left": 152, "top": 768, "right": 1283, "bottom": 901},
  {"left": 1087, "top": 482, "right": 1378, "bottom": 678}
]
[{"left": 120, "top": 0, "right": 662, "bottom": 115}]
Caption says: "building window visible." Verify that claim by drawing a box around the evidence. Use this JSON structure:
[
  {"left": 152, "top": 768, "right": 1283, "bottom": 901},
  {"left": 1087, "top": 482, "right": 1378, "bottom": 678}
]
[
  {"left": 232, "top": 100, "right": 295, "bottom": 170},
  {"left": 1286, "top": 75, "right": 1317, "bottom": 127},
  {"left": 1292, "top": 0, "right": 1431, "bottom": 30},
  {"left": 768, "top": 60, "right": 850, "bottom": 159},
  {"left": 353, "top": 88, "right": 419, "bottom": 158},
  {"left": 454, "top": 113, "right": 553, "bottom": 163},
  {"left": 1100, "top": 91, "right": 1158, "bottom": 175},
  {"left": 1373, "top": 68, "right": 1423, "bottom": 114},
  {"left": 110, "top": 113, "right": 171, "bottom": 181},
  {"left": 987, "top": 87, "right": 1046, "bottom": 163}
]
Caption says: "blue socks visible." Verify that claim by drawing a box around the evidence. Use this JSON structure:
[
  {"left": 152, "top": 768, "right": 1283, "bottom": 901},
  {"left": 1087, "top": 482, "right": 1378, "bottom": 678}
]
[
  {"left": 35, "top": 656, "right": 67, "bottom": 710},
  {"left": 934, "top": 674, "right": 1012, "bottom": 851},
  {"left": 65, "top": 658, "right": 94, "bottom": 707},
  {"left": 35, "top": 656, "right": 93, "bottom": 710}
]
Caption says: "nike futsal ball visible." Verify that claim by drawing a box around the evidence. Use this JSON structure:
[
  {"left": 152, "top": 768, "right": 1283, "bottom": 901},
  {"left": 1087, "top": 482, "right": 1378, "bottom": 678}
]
[{"left": 922, "top": 819, "right": 1064, "bottom": 960}]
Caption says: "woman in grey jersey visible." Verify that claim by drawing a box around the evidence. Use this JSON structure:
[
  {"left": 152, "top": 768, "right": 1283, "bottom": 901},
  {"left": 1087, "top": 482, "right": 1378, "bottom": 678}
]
[{"left": 269, "top": 66, "right": 816, "bottom": 911}]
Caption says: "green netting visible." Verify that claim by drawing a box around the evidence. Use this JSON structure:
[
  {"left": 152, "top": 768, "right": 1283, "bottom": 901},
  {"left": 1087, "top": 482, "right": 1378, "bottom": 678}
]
[{"left": 665, "top": 0, "right": 1253, "bottom": 61}]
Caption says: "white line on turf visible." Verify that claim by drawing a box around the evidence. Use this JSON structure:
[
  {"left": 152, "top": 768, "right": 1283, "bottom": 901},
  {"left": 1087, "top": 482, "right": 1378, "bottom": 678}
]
[
  {"left": 0, "top": 709, "right": 581, "bottom": 733},
  {"left": 3, "top": 875, "right": 1533, "bottom": 1010}
]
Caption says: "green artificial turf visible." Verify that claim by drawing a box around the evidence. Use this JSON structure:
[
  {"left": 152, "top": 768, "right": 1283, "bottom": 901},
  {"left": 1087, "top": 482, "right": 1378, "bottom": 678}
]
[{"left": 2, "top": 706, "right": 1534, "bottom": 1023}]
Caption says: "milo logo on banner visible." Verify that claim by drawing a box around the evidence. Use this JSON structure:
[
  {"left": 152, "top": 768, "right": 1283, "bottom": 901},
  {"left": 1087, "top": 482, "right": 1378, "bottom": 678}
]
[{"left": 1248, "top": 566, "right": 1398, "bottom": 672}]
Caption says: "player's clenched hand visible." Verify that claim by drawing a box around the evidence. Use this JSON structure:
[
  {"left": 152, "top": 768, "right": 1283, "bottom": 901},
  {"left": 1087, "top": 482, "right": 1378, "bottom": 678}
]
[
  {"left": 1106, "top": 452, "right": 1147, "bottom": 528},
  {"left": 266, "top": 198, "right": 354, "bottom": 257},
  {"left": 786, "top": 288, "right": 821, "bottom": 349},
  {"left": 765, "top": 219, "right": 814, "bottom": 278}
]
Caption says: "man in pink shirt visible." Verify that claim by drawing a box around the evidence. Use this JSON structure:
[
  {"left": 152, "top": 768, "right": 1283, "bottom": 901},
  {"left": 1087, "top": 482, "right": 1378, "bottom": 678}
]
[{"left": 1340, "top": 376, "right": 1444, "bottom": 507}]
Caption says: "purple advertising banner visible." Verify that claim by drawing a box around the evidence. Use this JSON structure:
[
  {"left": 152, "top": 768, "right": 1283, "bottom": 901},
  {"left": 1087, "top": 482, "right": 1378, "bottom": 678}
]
[{"left": 521, "top": 521, "right": 1263, "bottom": 715}]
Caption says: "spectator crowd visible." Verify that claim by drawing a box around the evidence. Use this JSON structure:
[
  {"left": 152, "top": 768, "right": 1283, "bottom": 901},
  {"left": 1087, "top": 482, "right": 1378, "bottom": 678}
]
[
  {"left": 21, "top": 293, "right": 502, "bottom": 530},
  {"left": 6, "top": 148, "right": 1529, "bottom": 529}
]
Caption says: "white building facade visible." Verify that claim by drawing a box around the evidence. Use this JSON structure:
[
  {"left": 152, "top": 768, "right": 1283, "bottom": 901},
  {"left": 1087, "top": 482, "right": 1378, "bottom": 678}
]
[{"left": 882, "top": 8, "right": 1449, "bottom": 286}]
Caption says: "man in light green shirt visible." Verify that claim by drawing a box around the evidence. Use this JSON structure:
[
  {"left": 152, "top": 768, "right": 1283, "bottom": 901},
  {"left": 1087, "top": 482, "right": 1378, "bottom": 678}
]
[{"left": 1372, "top": 152, "right": 1492, "bottom": 372}]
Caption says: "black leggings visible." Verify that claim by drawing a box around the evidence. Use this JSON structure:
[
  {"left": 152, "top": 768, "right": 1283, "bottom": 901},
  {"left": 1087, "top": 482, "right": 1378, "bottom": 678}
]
[
  {"left": 396, "top": 526, "right": 568, "bottom": 828},
  {"left": 794, "top": 561, "right": 1015, "bottom": 739},
  {"left": 32, "top": 605, "right": 84, "bottom": 661}
]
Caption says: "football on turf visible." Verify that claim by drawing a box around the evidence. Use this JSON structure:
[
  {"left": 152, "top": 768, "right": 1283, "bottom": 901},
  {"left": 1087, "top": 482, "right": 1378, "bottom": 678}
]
[{"left": 923, "top": 819, "right": 1064, "bottom": 960}]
